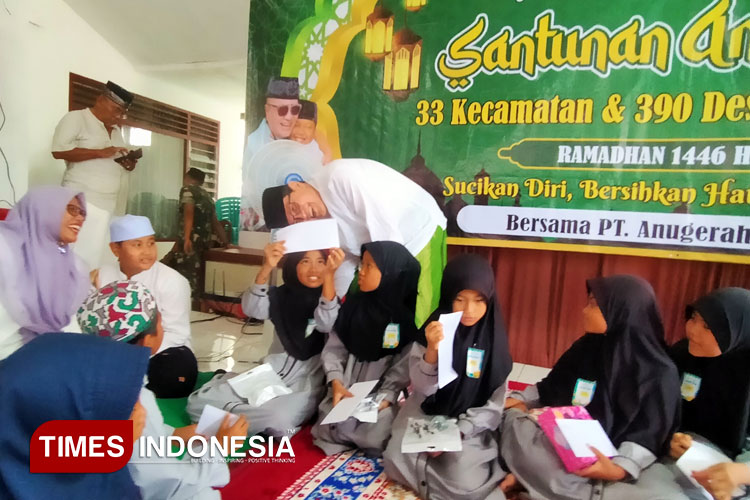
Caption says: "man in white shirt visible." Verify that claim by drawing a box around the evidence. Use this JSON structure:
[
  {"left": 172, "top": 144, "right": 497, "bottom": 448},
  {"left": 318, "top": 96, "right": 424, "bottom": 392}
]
[
  {"left": 240, "top": 76, "right": 301, "bottom": 230},
  {"left": 95, "top": 215, "right": 198, "bottom": 398},
  {"left": 52, "top": 81, "right": 138, "bottom": 216},
  {"left": 262, "top": 158, "right": 447, "bottom": 326}
]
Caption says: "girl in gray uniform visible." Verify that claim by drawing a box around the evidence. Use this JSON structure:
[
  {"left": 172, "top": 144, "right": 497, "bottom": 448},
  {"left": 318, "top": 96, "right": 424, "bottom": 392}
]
[
  {"left": 383, "top": 254, "right": 512, "bottom": 500},
  {"left": 667, "top": 288, "right": 750, "bottom": 499},
  {"left": 187, "top": 243, "right": 344, "bottom": 437},
  {"left": 311, "top": 241, "right": 421, "bottom": 457},
  {"left": 501, "top": 275, "right": 685, "bottom": 500}
]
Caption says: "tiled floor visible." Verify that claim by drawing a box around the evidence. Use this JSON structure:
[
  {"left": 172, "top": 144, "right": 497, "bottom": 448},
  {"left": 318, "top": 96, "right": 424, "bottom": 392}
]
[
  {"left": 191, "top": 311, "right": 552, "bottom": 383},
  {"left": 190, "top": 311, "right": 271, "bottom": 372}
]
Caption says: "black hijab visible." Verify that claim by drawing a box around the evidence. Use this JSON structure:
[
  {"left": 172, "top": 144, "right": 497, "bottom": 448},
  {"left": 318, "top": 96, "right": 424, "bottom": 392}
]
[
  {"left": 537, "top": 275, "right": 680, "bottom": 454},
  {"left": 334, "top": 241, "right": 421, "bottom": 362},
  {"left": 419, "top": 254, "right": 513, "bottom": 418},
  {"left": 670, "top": 287, "right": 750, "bottom": 457},
  {"left": 268, "top": 252, "right": 327, "bottom": 361}
]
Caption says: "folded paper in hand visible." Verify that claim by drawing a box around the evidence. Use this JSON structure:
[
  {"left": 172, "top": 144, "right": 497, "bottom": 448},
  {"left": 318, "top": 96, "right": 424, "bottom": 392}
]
[
  {"left": 676, "top": 441, "right": 743, "bottom": 499},
  {"left": 438, "top": 312, "right": 462, "bottom": 388},
  {"left": 271, "top": 219, "right": 339, "bottom": 254},
  {"left": 196, "top": 404, "right": 240, "bottom": 437},
  {"left": 555, "top": 418, "right": 617, "bottom": 458},
  {"left": 321, "top": 380, "right": 378, "bottom": 425}
]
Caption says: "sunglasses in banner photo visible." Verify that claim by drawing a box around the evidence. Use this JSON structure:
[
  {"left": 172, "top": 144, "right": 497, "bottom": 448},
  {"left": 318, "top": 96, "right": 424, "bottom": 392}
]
[{"left": 267, "top": 103, "right": 301, "bottom": 117}]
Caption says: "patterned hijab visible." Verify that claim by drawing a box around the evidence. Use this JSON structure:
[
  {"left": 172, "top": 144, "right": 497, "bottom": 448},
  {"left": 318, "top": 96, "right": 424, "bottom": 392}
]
[
  {"left": 77, "top": 280, "right": 158, "bottom": 342},
  {"left": 0, "top": 186, "right": 89, "bottom": 335}
]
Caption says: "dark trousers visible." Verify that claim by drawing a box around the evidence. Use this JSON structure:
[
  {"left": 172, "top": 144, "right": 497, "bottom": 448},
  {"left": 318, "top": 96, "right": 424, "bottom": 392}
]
[{"left": 147, "top": 346, "right": 199, "bottom": 398}]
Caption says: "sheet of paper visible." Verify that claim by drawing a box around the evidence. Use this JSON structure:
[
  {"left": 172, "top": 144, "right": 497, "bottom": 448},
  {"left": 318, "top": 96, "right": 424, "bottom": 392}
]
[
  {"left": 437, "top": 312, "right": 462, "bottom": 388},
  {"left": 195, "top": 405, "right": 240, "bottom": 437},
  {"left": 556, "top": 418, "right": 617, "bottom": 458},
  {"left": 352, "top": 393, "right": 386, "bottom": 423},
  {"left": 321, "top": 380, "right": 379, "bottom": 425},
  {"left": 401, "top": 417, "right": 463, "bottom": 453},
  {"left": 271, "top": 219, "right": 340, "bottom": 254},
  {"left": 676, "top": 441, "right": 743, "bottom": 499}
]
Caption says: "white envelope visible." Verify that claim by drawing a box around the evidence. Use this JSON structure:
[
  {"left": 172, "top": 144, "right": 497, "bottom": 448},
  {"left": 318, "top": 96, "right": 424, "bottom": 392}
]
[
  {"left": 438, "top": 312, "right": 462, "bottom": 388},
  {"left": 556, "top": 418, "right": 617, "bottom": 458},
  {"left": 321, "top": 380, "right": 379, "bottom": 425},
  {"left": 196, "top": 404, "right": 240, "bottom": 437},
  {"left": 676, "top": 441, "right": 743, "bottom": 499},
  {"left": 271, "top": 219, "right": 340, "bottom": 254}
]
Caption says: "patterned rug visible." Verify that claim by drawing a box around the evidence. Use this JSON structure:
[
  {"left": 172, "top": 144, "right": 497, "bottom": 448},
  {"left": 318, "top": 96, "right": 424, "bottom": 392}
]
[{"left": 276, "top": 450, "right": 419, "bottom": 500}]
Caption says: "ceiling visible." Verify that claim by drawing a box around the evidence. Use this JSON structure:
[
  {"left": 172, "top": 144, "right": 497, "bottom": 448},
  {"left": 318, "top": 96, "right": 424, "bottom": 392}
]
[{"left": 63, "top": 0, "right": 250, "bottom": 99}]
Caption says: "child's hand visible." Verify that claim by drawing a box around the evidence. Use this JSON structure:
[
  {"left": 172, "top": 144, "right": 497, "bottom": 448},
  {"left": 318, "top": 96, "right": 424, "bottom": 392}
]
[
  {"left": 378, "top": 399, "right": 391, "bottom": 411},
  {"left": 669, "top": 432, "right": 693, "bottom": 460},
  {"left": 172, "top": 424, "right": 198, "bottom": 444},
  {"left": 129, "top": 401, "right": 147, "bottom": 442},
  {"left": 693, "top": 463, "right": 750, "bottom": 500},
  {"left": 573, "top": 447, "right": 626, "bottom": 481},
  {"left": 263, "top": 242, "right": 286, "bottom": 268},
  {"left": 425, "top": 321, "right": 444, "bottom": 351},
  {"left": 326, "top": 248, "right": 345, "bottom": 275},
  {"left": 90, "top": 269, "right": 100, "bottom": 288},
  {"left": 504, "top": 397, "right": 528, "bottom": 413},
  {"left": 331, "top": 379, "right": 353, "bottom": 407},
  {"left": 216, "top": 414, "right": 248, "bottom": 441}
]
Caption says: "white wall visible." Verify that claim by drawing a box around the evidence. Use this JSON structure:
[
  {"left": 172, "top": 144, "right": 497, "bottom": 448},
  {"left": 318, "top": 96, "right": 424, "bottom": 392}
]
[{"left": 0, "top": 0, "right": 244, "bottom": 205}]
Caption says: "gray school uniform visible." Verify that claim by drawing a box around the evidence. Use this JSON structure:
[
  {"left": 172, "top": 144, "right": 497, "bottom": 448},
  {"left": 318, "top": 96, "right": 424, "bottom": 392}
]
[
  {"left": 187, "top": 284, "right": 339, "bottom": 436},
  {"left": 130, "top": 387, "right": 229, "bottom": 500},
  {"left": 311, "top": 331, "right": 411, "bottom": 456},
  {"left": 383, "top": 343, "right": 507, "bottom": 500},
  {"left": 501, "top": 385, "right": 689, "bottom": 500}
]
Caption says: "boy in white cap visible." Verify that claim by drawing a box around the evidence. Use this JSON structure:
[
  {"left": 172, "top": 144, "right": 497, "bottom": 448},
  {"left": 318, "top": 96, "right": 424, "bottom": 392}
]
[
  {"left": 77, "top": 280, "right": 246, "bottom": 500},
  {"left": 94, "top": 214, "right": 198, "bottom": 398}
]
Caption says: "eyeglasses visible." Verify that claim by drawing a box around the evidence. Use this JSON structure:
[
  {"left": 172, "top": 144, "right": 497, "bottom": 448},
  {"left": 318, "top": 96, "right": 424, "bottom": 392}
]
[
  {"left": 66, "top": 204, "right": 87, "bottom": 219},
  {"left": 267, "top": 103, "right": 301, "bottom": 117},
  {"left": 283, "top": 192, "right": 305, "bottom": 223}
]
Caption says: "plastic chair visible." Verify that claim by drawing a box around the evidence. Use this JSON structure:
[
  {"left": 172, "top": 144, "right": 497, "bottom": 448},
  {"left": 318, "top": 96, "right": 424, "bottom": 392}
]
[{"left": 215, "top": 197, "right": 241, "bottom": 244}]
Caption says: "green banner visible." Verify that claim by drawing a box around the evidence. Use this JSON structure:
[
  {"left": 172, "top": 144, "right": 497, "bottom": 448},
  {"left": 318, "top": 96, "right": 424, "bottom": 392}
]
[{"left": 247, "top": 0, "right": 750, "bottom": 263}]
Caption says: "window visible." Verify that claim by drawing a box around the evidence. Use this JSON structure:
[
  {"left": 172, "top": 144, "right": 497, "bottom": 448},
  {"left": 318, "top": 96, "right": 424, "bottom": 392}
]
[{"left": 68, "top": 73, "right": 220, "bottom": 238}]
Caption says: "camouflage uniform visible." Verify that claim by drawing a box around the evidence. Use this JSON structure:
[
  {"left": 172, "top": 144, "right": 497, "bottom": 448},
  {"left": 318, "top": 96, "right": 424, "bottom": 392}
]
[{"left": 166, "top": 184, "right": 216, "bottom": 299}]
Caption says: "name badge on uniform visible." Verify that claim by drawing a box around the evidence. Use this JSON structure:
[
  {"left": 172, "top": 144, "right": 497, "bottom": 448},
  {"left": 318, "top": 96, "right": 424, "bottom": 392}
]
[
  {"left": 466, "top": 348, "right": 485, "bottom": 378},
  {"left": 572, "top": 378, "right": 596, "bottom": 406},
  {"left": 383, "top": 323, "right": 400, "bottom": 349},
  {"left": 681, "top": 372, "right": 702, "bottom": 401},
  {"left": 305, "top": 319, "right": 317, "bottom": 338}
]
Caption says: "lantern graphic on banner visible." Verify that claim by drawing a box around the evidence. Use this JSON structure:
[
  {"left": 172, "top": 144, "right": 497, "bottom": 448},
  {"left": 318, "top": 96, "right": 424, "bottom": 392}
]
[
  {"left": 405, "top": 0, "right": 427, "bottom": 12},
  {"left": 364, "top": 5, "right": 394, "bottom": 61},
  {"left": 383, "top": 27, "right": 422, "bottom": 101}
]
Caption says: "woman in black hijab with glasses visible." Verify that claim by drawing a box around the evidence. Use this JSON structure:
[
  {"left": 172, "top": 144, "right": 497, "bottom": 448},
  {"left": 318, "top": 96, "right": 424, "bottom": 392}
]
[
  {"left": 668, "top": 288, "right": 750, "bottom": 500},
  {"left": 501, "top": 275, "right": 684, "bottom": 500},
  {"left": 383, "top": 254, "right": 513, "bottom": 500},
  {"left": 311, "top": 241, "right": 421, "bottom": 456}
]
